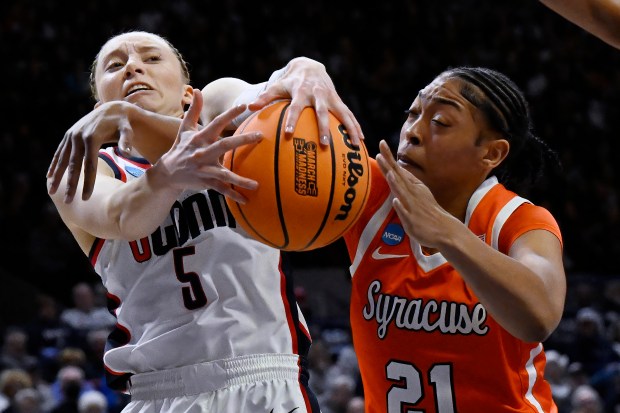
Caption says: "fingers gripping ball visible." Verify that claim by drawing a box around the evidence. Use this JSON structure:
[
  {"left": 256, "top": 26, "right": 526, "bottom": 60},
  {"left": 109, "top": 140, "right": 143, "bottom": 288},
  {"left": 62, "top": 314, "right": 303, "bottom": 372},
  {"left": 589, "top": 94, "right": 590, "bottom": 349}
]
[{"left": 223, "top": 100, "right": 371, "bottom": 251}]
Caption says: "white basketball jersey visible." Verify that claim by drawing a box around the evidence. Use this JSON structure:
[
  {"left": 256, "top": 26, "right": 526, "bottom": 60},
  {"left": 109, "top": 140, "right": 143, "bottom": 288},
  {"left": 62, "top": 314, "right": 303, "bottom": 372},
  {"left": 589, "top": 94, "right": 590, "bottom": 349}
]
[{"left": 91, "top": 147, "right": 312, "bottom": 391}]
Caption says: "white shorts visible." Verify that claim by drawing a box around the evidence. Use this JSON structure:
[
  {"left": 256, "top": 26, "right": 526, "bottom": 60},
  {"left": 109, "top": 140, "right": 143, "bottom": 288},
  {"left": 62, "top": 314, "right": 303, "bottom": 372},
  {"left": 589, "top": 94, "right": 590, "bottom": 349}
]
[{"left": 121, "top": 353, "right": 320, "bottom": 413}]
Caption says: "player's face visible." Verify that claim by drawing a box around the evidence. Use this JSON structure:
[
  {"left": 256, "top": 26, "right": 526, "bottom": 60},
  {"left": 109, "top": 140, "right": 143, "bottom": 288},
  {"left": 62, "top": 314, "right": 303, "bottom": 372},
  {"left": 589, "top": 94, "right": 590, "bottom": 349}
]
[
  {"left": 397, "top": 77, "right": 496, "bottom": 198},
  {"left": 94, "top": 32, "right": 192, "bottom": 117}
]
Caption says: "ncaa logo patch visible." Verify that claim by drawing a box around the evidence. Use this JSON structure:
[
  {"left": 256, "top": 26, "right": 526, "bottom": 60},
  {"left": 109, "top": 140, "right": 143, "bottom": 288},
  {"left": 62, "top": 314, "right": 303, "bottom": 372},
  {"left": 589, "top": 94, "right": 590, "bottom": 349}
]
[
  {"left": 125, "top": 165, "right": 144, "bottom": 178},
  {"left": 382, "top": 223, "right": 404, "bottom": 246}
]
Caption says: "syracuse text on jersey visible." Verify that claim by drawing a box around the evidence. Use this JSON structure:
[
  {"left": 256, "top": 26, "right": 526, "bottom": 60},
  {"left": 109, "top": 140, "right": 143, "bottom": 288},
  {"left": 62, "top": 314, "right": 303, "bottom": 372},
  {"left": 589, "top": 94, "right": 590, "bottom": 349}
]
[{"left": 362, "top": 279, "right": 489, "bottom": 339}]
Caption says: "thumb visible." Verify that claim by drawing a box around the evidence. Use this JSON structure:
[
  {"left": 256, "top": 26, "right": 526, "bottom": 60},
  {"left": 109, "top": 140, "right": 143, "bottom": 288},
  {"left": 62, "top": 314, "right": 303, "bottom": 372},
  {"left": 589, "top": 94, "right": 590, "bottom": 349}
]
[
  {"left": 248, "top": 83, "right": 288, "bottom": 111},
  {"left": 180, "top": 88, "right": 203, "bottom": 132}
]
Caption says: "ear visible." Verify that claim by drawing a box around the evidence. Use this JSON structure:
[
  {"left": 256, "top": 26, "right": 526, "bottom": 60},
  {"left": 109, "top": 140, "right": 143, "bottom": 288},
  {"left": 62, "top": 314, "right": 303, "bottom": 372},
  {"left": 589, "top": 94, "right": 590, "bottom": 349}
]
[
  {"left": 181, "top": 85, "right": 194, "bottom": 107},
  {"left": 482, "top": 138, "right": 509, "bottom": 169}
]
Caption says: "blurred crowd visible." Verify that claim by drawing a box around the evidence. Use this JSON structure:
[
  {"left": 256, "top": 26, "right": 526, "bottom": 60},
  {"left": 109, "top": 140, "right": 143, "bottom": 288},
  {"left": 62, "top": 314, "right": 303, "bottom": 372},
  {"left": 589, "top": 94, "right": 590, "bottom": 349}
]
[
  {"left": 1, "top": 274, "right": 620, "bottom": 412},
  {"left": 1, "top": 0, "right": 620, "bottom": 412}
]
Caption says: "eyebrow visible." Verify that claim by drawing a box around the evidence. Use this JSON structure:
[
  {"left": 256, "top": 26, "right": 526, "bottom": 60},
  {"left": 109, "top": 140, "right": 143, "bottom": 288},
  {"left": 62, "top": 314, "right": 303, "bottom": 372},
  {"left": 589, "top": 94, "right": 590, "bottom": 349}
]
[
  {"left": 418, "top": 91, "right": 463, "bottom": 111},
  {"left": 101, "top": 45, "right": 163, "bottom": 62}
]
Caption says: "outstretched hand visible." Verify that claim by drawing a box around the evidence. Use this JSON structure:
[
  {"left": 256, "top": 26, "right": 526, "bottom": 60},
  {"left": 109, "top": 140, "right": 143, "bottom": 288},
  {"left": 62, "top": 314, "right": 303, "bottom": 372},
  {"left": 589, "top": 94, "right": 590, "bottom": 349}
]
[
  {"left": 375, "top": 140, "right": 456, "bottom": 249},
  {"left": 156, "top": 89, "right": 262, "bottom": 204},
  {"left": 248, "top": 57, "right": 364, "bottom": 146}
]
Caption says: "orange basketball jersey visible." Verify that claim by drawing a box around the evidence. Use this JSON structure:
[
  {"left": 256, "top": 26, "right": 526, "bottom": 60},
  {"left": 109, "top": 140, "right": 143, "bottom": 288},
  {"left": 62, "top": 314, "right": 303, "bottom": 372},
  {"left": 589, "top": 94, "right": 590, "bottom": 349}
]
[{"left": 344, "top": 159, "right": 561, "bottom": 413}]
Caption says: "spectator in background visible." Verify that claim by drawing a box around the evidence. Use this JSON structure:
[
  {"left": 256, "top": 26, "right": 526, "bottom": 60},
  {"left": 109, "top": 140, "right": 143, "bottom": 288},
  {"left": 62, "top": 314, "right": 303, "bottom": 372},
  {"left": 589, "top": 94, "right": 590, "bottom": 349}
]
[
  {"left": 322, "top": 345, "right": 361, "bottom": 395},
  {"left": 306, "top": 338, "right": 333, "bottom": 399},
  {"left": 77, "top": 390, "right": 107, "bottom": 413},
  {"left": 545, "top": 349, "right": 573, "bottom": 412},
  {"left": 0, "top": 330, "right": 37, "bottom": 373},
  {"left": 569, "top": 384, "right": 603, "bottom": 413},
  {"left": 49, "top": 366, "right": 93, "bottom": 413},
  {"left": 345, "top": 396, "right": 364, "bottom": 413},
  {"left": 59, "top": 283, "right": 115, "bottom": 336},
  {"left": 23, "top": 294, "right": 78, "bottom": 377},
  {"left": 4, "top": 388, "right": 44, "bottom": 413},
  {"left": 566, "top": 307, "right": 619, "bottom": 376},
  {"left": 0, "top": 369, "right": 33, "bottom": 413},
  {"left": 317, "top": 374, "right": 356, "bottom": 413}
]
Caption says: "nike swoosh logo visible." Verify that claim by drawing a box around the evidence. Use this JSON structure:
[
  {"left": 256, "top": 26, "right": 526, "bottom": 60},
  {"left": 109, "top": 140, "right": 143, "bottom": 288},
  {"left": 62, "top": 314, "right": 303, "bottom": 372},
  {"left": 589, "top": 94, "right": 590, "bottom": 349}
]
[
  {"left": 372, "top": 246, "right": 409, "bottom": 260},
  {"left": 268, "top": 408, "right": 299, "bottom": 413}
]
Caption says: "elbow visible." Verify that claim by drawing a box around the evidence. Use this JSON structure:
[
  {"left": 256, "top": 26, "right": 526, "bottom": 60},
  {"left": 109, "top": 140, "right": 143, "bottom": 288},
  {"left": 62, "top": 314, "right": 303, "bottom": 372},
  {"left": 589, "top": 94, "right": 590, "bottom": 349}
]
[
  {"left": 116, "top": 214, "right": 153, "bottom": 241},
  {"left": 517, "top": 309, "right": 563, "bottom": 343}
]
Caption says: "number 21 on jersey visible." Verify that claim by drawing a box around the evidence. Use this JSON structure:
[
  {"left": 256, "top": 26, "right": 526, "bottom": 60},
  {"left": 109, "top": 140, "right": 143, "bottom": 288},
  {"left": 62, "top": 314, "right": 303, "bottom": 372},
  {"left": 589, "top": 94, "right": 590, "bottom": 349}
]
[{"left": 387, "top": 361, "right": 456, "bottom": 413}]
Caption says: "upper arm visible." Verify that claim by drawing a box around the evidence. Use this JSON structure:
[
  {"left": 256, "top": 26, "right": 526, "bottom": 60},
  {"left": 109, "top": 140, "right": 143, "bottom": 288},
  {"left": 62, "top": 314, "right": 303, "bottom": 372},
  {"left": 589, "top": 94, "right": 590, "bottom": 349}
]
[
  {"left": 200, "top": 77, "right": 253, "bottom": 126},
  {"left": 501, "top": 203, "right": 566, "bottom": 319},
  {"left": 509, "top": 229, "right": 566, "bottom": 315}
]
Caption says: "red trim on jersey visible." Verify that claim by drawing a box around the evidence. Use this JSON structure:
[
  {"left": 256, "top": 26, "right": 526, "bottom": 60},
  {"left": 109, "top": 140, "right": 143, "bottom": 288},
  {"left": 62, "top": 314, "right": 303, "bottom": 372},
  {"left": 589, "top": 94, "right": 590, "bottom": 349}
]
[
  {"left": 103, "top": 364, "right": 127, "bottom": 376},
  {"left": 279, "top": 260, "right": 299, "bottom": 354},
  {"left": 99, "top": 151, "right": 127, "bottom": 182},
  {"left": 300, "top": 380, "right": 312, "bottom": 413},
  {"left": 89, "top": 238, "right": 105, "bottom": 266},
  {"left": 106, "top": 291, "right": 121, "bottom": 317}
]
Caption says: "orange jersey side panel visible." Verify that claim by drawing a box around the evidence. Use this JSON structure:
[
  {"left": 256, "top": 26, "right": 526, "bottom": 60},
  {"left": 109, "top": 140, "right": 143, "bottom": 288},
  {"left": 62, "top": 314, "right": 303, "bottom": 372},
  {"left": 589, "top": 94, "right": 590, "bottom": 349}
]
[{"left": 344, "top": 160, "right": 560, "bottom": 413}]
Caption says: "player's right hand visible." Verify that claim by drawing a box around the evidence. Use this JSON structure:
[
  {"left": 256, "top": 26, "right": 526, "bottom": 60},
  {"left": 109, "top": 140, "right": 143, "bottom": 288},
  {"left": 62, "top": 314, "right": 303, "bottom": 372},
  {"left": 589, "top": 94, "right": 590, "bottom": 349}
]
[{"left": 155, "top": 89, "right": 263, "bottom": 204}]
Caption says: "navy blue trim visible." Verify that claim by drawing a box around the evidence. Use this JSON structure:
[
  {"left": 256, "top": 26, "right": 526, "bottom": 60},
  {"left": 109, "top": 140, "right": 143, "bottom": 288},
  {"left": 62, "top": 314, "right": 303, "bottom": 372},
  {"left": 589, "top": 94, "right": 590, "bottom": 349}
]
[
  {"left": 113, "top": 146, "right": 150, "bottom": 166},
  {"left": 98, "top": 152, "right": 123, "bottom": 181}
]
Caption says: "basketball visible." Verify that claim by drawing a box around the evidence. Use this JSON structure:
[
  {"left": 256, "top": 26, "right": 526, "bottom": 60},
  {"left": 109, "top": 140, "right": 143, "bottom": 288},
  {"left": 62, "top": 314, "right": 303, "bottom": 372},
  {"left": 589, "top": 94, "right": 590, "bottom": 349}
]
[{"left": 223, "top": 100, "right": 371, "bottom": 251}]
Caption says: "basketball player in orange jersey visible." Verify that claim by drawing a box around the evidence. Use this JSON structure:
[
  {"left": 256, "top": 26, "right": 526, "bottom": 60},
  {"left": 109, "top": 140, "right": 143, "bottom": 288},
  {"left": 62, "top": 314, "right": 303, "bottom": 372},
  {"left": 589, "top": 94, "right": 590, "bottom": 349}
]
[
  {"left": 45, "top": 31, "right": 362, "bottom": 413},
  {"left": 48, "top": 38, "right": 566, "bottom": 411},
  {"left": 342, "top": 67, "right": 565, "bottom": 412},
  {"left": 253, "top": 63, "right": 567, "bottom": 411},
  {"left": 539, "top": 0, "right": 620, "bottom": 49}
]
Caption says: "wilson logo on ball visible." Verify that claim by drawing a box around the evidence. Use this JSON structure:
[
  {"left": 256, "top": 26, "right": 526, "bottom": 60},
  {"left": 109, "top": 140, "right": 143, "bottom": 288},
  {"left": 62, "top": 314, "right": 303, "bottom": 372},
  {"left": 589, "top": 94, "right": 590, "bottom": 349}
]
[
  {"left": 335, "top": 124, "right": 365, "bottom": 221},
  {"left": 223, "top": 100, "right": 371, "bottom": 251}
]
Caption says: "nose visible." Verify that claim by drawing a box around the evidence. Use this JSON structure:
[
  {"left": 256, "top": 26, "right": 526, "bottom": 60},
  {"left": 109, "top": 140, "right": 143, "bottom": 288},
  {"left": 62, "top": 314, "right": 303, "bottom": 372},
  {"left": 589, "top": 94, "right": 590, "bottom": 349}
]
[
  {"left": 403, "top": 118, "right": 423, "bottom": 146},
  {"left": 124, "top": 57, "right": 144, "bottom": 78}
]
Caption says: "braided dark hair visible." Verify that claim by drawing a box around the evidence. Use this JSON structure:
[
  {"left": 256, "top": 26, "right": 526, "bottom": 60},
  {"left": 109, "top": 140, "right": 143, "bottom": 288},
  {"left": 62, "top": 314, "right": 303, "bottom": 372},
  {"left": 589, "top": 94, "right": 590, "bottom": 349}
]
[{"left": 440, "top": 66, "right": 560, "bottom": 192}]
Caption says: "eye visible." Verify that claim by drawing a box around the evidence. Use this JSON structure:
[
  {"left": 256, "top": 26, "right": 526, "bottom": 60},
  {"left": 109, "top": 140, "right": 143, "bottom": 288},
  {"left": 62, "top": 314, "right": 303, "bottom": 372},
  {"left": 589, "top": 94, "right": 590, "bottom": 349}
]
[
  {"left": 105, "top": 61, "right": 124, "bottom": 71},
  {"left": 145, "top": 54, "right": 162, "bottom": 62},
  {"left": 432, "top": 116, "right": 449, "bottom": 127},
  {"left": 405, "top": 108, "right": 420, "bottom": 120}
]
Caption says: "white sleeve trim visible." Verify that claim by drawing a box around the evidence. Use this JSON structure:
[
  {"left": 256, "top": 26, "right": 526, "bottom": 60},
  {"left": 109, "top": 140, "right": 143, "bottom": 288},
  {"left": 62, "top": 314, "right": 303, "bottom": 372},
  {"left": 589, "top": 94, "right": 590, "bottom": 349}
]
[{"left": 490, "top": 196, "right": 530, "bottom": 250}]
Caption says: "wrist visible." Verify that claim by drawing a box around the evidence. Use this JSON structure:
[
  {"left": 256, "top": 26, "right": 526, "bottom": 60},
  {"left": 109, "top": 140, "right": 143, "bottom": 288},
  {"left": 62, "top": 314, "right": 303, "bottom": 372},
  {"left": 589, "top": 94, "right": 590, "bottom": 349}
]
[{"left": 146, "top": 158, "right": 184, "bottom": 195}]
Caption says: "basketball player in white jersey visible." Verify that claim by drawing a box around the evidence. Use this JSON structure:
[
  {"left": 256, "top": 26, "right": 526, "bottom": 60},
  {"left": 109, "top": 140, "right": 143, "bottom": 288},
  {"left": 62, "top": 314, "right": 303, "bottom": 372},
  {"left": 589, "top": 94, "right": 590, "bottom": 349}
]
[{"left": 46, "top": 31, "right": 360, "bottom": 413}]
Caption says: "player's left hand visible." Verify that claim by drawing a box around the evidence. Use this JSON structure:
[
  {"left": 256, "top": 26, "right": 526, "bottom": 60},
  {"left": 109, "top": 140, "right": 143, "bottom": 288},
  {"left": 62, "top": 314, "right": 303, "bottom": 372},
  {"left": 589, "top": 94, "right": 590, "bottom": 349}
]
[
  {"left": 375, "top": 139, "right": 459, "bottom": 249},
  {"left": 248, "top": 57, "right": 364, "bottom": 147}
]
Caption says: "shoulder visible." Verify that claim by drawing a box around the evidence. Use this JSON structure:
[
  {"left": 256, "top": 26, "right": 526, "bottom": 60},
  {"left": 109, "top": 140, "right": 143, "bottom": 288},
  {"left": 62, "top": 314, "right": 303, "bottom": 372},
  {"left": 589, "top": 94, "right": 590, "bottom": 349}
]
[
  {"left": 499, "top": 202, "right": 562, "bottom": 253},
  {"left": 200, "top": 77, "right": 252, "bottom": 125}
]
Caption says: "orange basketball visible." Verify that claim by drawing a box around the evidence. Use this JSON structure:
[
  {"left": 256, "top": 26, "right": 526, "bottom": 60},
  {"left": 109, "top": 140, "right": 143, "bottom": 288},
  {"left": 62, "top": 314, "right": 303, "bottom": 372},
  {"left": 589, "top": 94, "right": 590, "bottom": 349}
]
[{"left": 223, "top": 100, "right": 371, "bottom": 251}]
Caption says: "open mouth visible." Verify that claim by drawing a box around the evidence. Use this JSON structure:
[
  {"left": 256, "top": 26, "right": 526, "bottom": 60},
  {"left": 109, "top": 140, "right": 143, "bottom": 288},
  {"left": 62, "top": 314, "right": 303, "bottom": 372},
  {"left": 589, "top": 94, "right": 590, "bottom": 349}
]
[{"left": 125, "top": 83, "right": 152, "bottom": 97}]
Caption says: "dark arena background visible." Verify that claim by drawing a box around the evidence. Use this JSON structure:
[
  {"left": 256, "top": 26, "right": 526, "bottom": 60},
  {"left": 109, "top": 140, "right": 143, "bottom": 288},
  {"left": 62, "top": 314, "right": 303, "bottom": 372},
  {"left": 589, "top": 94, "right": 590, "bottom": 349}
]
[{"left": 1, "top": 1, "right": 620, "bottom": 411}]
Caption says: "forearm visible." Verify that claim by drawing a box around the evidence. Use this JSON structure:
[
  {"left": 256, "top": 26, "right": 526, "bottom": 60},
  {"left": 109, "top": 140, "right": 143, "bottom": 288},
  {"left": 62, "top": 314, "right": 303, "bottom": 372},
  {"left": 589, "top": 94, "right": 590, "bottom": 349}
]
[
  {"left": 540, "top": 0, "right": 620, "bottom": 48},
  {"left": 51, "top": 163, "right": 182, "bottom": 242},
  {"left": 125, "top": 104, "right": 181, "bottom": 163},
  {"left": 437, "top": 223, "right": 563, "bottom": 342},
  {"left": 105, "top": 164, "right": 182, "bottom": 240}
]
